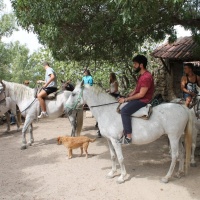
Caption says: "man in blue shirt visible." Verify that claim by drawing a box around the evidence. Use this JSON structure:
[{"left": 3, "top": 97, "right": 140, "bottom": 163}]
[{"left": 82, "top": 69, "right": 93, "bottom": 86}]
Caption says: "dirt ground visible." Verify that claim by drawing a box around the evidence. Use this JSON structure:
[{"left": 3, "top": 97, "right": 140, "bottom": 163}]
[{"left": 0, "top": 114, "right": 200, "bottom": 200}]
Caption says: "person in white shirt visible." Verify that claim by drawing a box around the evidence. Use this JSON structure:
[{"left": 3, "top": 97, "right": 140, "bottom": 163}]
[{"left": 37, "top": 62, "right": 57, "bottom": 118}]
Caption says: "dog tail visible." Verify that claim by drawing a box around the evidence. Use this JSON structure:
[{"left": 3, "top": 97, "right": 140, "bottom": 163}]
[{"left": 89, "top": 138, "right": 96, "bottom": 143}]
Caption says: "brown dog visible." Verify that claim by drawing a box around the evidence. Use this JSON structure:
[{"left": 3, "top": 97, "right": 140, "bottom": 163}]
[{"left": 57, "top": 136, "right": 96, "bottom": 159}]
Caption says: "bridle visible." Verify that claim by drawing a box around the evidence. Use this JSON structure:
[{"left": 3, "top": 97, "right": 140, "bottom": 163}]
[
  {"left": 65, "top": 87, "right": 84, "bottom": 114},
  {"left": 65, "top": 86, "right": 119, "bottom": 115}
]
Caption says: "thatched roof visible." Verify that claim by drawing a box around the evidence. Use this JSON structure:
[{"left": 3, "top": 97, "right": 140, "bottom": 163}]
[{"left": 151, "top": 36, "right": 200, "bottom": 60}]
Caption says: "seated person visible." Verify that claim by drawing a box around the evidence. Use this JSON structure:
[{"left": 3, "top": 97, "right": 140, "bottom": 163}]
[
  {"left": 181, "top": 63, "right": 200, "bottom": 107},
  {"left": 108, "top": 72, "right": 120, "bottom": 98},
  {"left": 118, "top": 55, "right": 154, "bottom": 144},
  {"left": 37, "top": 62, "right": 57, "bottom": 118}
]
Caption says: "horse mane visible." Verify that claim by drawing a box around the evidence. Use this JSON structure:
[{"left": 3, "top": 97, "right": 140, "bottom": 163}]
[
  {"left": 3, "top": 81, "right": 34, "bottom": 101},
  {"left": 85, "top": 84, "right": 116, "bottom": 101}
]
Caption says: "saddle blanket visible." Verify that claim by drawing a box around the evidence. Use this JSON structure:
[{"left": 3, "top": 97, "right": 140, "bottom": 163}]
[{"left": 118, "top": 103, "right": 152, "bottom": 119}]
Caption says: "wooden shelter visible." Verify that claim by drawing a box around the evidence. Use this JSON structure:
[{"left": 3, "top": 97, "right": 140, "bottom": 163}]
[{"left": 151, "top": 36, "right": 200, "bottom": 100}]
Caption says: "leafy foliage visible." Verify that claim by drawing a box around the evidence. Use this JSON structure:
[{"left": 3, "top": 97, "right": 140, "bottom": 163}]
[
  {"left": 0, "top": 0, "right": 16, "bottom": 38},
  {"left": 11, "top": 0, "right": 200, "bottom": 63}
]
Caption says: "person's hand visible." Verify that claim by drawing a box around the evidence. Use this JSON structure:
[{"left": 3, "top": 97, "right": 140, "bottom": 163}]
[
  {"left": 118, "top": 97, "right": 126, "bottom": 104},
  {"left": 190, "top": 92, "right": 196, "bottom": 97},
  {"left": 37, "top": 80, "right": 43, "bottom": 84},
  {"left": 43, "top": 84, "right": 47, "bottom": 88},
  {"left": 189, "top": 91, "right": 196, "bottom": 97}
]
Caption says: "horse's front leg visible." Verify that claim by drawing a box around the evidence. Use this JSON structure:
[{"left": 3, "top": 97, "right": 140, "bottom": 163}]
[
  {"left": 27, "top": 123, "right": 34, "bottom": 146},
  {"left": 161, "top": 138, "right": 179, "bottom": 183},
  {"left": 110, "top": 138, "right": 126, "bottom": 184},
  {"left": 21, "top": 117, "right": 33, "bottom": 150},
  {"left": 5, "top": 112, "right": 10, "bottom": 132},
  {"left": 68, "top": 114, "right": 76, "bottom": 137},
  {"left": 106, "top": 139, "right": 117, "bottom": 179}
]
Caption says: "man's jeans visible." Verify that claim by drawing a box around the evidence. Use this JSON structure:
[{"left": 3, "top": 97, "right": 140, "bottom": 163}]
[{"left": 121, "top": 100, "right": 146, "bottom": 135}]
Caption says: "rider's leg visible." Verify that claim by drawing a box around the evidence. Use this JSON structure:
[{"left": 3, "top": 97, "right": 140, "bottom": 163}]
[
  {"left": 185, "top": 96, "right": 192, "bottom": 107},
  {"left": 37, "top": 89, "right": 48, "bottom": 112},
  {"left": 37, "top": 89, "right": 48, "bottom": 118},
  {"left": 120, "top": 100, "right": 146, "bottom": 142}
]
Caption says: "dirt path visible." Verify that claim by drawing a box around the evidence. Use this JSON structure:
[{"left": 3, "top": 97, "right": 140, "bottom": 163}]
[{"left": 0, "top": 116, "right": 200, "bottom": 200}]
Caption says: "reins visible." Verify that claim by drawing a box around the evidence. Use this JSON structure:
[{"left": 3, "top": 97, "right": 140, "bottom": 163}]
[
  {"left": 90, "top": 102, "right": 118, "bottom": 108},
  {"left": 20, "top": 98, "right": 37, "bottom": 113}
]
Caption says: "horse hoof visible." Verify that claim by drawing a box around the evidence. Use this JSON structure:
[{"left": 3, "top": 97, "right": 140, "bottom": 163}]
[
  {"left": 21, "top": 145, "right": 27, "bottom": 150},
  {"left": 27, "top": 142, "right": 32, "bottom": 146},
  {"left": 106, "top": 171, "right": 117, "bottom": 179},
  {"left": 116, "top": 177, "right": 125, "bottom": 184},
  {"left": 174, "top": 172, "right": 184, "bottom": 179},
  {"left": 160, "top": 177, "right": 169, "bottom": 183},
  {"left": 190, "top": 163, "right": 197, "bottom": 167}
]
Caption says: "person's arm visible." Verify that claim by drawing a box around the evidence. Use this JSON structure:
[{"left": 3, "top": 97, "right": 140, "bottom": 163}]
[
  {"left": 128, "top": 89, "right": 136, "bottom": 97},
  {"left": 43, "top": 73, "right": 55, "bottom": 88},
  {"left": 37, "top": 80, "right": 45, "bottom": 84},
  {"left": 118, "top": 87, "right": 148, "bottom": 103},
  {"left": 89, "top": 77, "right": 93, "bottom": 86},
  {"left": 181, "top": 76, "right": 190, "bottom": 94}
]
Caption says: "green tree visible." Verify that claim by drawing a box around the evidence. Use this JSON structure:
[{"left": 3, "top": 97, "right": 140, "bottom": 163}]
[
  {"left": 0, "top": 0, "right": 16, "bottom": 39},
  {"left": 0, "top": 0, "right": 17, "bottom": 80},
  {"left": 11, "top": 0, "right": 200, "bottom": 63}
]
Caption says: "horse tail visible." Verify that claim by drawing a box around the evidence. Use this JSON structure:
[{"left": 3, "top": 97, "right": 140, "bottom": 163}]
[
  {"left": 184, "top": 109, "right": 193, "bottom": 174},
  {"left": 76, "top": 108, "right": 83, "bottom": 136}
]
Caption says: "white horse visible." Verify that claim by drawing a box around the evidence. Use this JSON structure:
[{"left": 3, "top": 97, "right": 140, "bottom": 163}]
[
  {"left": 0, "top": 80, "right": 83, "bottom": 150},
  {"left": 170, "top": 97, "right": 200, "bottom": 167},
  {"left": 66, "top": 82, "right": 193, "bottom": 184},
  {"left": 0, "top": 96, "right": 21, "bottom": 132}
]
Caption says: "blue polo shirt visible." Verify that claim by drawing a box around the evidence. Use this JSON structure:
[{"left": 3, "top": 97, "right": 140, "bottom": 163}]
[{"left": 82, "top": 75, "right": 93, "bottom": 86}]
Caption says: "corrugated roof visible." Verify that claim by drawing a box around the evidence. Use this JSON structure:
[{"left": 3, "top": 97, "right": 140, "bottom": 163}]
[
  {"left": 151, "top": 36, "right": 200, "bottom": 60},
  {"left": 184, "top": 61, "right": 200, "bottom": 66}
]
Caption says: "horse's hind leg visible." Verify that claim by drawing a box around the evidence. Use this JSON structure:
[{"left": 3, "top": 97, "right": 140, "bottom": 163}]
[
  {"left": 110, "top": 138, "right": 126, "bottom": 184},
  {"left": 191, "top": 126, "right": 197, "bottom": 167},
  {"left": 174, "top": 139, "right": 185, "bottom": 178},
  {"left": 161, "top": 137, "right": 179, "bottom": 183},
  {"left": 106, "top": 139, "right": 118, "bottom": 179},
  {"left": 27, "top": 123, "right": 34, "bottom": 146},
  {"left": 5, "top": 112, "right": 10, "bottom": 132}
]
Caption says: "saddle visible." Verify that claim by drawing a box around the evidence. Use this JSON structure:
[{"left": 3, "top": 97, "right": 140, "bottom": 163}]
[
  {"left": 170, "top": 98, "right": 197, "bottom": 109},
  {"left": 117, "top": 103, "right": 153, "bottom": 120},
  {"left": 34, "top": 86, "right": 58, "bottom": 100}
]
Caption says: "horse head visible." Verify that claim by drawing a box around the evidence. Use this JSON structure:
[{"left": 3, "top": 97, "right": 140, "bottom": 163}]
[
  {"left": 61, "top": 80, "right": 74, "bottom": 91},
  {"left": 0, "top": 80, "right": 6, "bottom": 101},
  {"left": 65, "top": 81, "right": 84, "bottom": 114}
]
